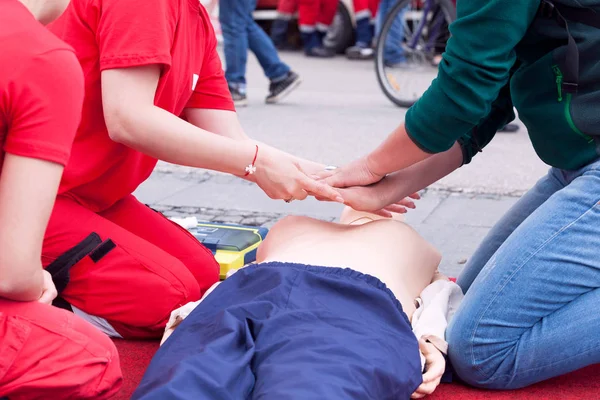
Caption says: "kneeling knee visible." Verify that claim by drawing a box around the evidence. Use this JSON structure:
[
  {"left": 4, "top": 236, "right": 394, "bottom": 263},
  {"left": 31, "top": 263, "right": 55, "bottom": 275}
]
[
  {"left": 447, "top": 319, "right": 518, "bottom": 390},
  {"left": 148, "top": 268, "right": 202, "bottom": 323},
  {"left": 115, "top": 260, "right": 202, "bottom": 337}
]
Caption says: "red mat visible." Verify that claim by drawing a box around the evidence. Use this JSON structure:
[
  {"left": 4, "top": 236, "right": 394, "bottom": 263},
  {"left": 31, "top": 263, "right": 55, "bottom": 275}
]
[{"left": 111, "top": 339, "right": 599, "bottom": 399}]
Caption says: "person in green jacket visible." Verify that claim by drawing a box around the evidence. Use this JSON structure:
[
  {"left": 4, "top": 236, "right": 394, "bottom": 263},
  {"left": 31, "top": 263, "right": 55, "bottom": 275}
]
[{"left": 319, "top": 0, "right": 600, "bottom": 390}]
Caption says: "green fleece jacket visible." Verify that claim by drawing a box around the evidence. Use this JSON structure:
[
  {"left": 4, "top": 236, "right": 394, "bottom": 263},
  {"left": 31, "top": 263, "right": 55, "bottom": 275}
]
[{"left": 405, "top": 0, "right": 600, "bottom": 170}]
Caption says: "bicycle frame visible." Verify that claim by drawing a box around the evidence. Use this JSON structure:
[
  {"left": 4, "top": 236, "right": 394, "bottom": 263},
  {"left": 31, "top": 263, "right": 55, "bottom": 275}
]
[{"left": 407, "top": 0, "right": 446, "bottom": 54}]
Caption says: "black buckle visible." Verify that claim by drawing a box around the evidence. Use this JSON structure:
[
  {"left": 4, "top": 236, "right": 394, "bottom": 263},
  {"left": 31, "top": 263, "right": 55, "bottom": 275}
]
[{"left": 539, "top": 0, "right": 556, "bottom": 18}]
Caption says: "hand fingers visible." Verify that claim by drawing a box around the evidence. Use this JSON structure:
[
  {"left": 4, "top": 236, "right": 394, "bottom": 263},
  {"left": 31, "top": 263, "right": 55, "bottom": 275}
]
[
  {"left": 292, "top": 189, "right": 309, "bottom": 201},
  {"left": 422, "top": 365, "right": 444, "bottom": 384},
  {"left": 299, "top": 174, "right": 344, "bottom": 203},
  {"left": 363, "top": 208, "right": 392, "bottom": 218},
  {"left": 38, "top": 288, "right": 57, "bottom": 305},
  {"left": 420, "top": 339, "right": 446, "bottom": 383},
  {"left": 412, "top": 380, "right": 440, "bottom": 397},
  {"left": 419, "top": 338, "right": 434, "bottom": 354},
  {"left": 396, "top": 199, "right": 416, "bottom": 208},
  {"left": 311, "top": 169, "right": 336, "bottom": 180},
  {"left": 409, "top": 192, "right": 421, "bottom": 200},
  {"left": 321, "top": 167, "right": 355, "bottom": 189},
  {"left": 382, "top": 204, "right": 408, "bottom": 214},
  {"left": 313, "top": 195, "right": 333, "bottom": 202}
]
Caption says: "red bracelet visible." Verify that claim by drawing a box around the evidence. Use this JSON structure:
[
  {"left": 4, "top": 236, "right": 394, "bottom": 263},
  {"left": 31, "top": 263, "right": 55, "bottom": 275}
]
[{"left": 244, "top": 144, "right": 259, "bottom": 176}]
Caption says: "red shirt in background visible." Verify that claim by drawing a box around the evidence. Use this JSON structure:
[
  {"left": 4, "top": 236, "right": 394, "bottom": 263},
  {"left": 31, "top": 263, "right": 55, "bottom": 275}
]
[
  {"left": 50, "top": 0, "right": 235, "bottom": 212},
  {"left": 0, "top": 0, "right": 84, "bottom": 174}
]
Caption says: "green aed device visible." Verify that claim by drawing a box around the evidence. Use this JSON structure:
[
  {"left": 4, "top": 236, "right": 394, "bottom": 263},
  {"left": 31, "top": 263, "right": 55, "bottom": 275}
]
[{"left": 188, "top": 222, "right": 269, "bottom": 279}]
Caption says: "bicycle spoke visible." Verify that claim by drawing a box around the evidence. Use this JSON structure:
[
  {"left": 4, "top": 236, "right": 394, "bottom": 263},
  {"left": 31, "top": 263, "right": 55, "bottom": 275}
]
[{"left": 376, "top": 0, "right": 454, "bottom": 107}]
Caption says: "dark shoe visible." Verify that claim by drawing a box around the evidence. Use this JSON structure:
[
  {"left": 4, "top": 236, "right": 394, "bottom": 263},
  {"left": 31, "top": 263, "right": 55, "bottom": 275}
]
[
  {"left": 266, "top": 71, "right": 302, "bottom": 104},
  {"left": 228, "top": 85, "right": 247, "bottom": 107},
  {"left": 500, "top": 123, "right": 520, "bottom": 133},
  {"left": 305, "top": 46, "right": 335, "bottom": 58},
  {"left": 345, "top": 44, "right": 374, "bottom": 60}
]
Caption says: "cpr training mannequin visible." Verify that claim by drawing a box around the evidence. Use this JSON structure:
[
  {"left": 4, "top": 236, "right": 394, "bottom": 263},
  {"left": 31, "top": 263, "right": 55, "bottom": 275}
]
[{"left": 133, "top": 207, "right": 463, "bottom": 399}]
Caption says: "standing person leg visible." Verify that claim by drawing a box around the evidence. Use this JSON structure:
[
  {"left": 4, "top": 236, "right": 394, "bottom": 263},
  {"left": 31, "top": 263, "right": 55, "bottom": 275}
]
[
  {"left": 244, "top": 0, "right": 302, "bottom": 103},
  {"left": 271, "top": 0, "right": 298, "bottom": 49},
  {"left": 346, "top": 0, "right": 375, "bottom": 59},
  {"left": 447, "top": 162, "right": 600, "bottom": 389},
  {"left": 299, "top": 0, "right": 335, "bottom": 57},
  {"left": 0, "top": 299, "right": 122, "bottom": 400},
  {"left": 316, "top": 0, "right": 339, "bottom": 44},
  {"left": 377, "top": 0, "right": 408, "bottom": 66},
  {"left": 218, "top": 0, "right": 252, "bottom": 106}
]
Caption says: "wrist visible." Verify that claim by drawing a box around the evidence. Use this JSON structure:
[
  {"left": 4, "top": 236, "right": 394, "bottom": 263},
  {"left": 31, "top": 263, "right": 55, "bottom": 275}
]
[
  {"left": 243, "top": 144, "right": 259, "bottom": 177},
  {"left": 365, "top": 152, "right": 388, "bottom": 178},
  {"left": 228, "top": 140, "right": 259, "bottom": 177},
  {"left": 382, "top": 172, "right": 410, "bottom": 203}
]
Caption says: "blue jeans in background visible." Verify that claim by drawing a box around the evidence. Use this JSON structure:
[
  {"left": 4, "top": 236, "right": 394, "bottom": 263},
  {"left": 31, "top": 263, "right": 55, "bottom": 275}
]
[
  {"left": 219, "top": 0, "right": 290, "bottom": 88},
  {"left": 447, "top": 158, "right": 600, "bottom": 389},
  {"left": 376, "top": 0, "right": 407, "bottom": 64}
]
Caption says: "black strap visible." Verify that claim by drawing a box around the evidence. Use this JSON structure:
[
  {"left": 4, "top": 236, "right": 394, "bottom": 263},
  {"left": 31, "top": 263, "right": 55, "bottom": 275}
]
[
  {"left": 538, "top": 1, "right": 600, "bottom": 94},
  {"left": 45, "top": 232, "right": 102, "bottom": 294}
]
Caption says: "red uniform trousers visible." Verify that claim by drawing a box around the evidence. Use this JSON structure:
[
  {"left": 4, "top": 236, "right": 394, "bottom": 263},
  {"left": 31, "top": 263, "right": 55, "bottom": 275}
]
[
  {"left": 353, "top": 0, "right": 379, "bottom": 19},
  {"left": 0, "top": 299, "right": 122, "bottom": 399},
  {"left": 42, "top": 194, "right": 220, "bottom": 339},
  {"left": 298, "top": 0, "right": 339, "bottom": 29},
  {"left": 277, "top": 0, "right": 298, "bottom": 16}
]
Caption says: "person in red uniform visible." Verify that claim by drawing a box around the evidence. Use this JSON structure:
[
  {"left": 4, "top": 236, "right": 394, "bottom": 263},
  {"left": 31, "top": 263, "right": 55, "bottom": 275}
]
[
  {"left": 46, "top": 0, "right": 341, "bottom": 340},
  {"left": 298, "top": 0, "right": 340, "bottom": 57},
  {"left": 271, "top": 0, "right": 340, "bottom": 57},
  {"left": 0, "top": 0, "right": 122, "bottom": 398},
  {"left": 345, "top": 0, "right": 380, "bottom": 60}
]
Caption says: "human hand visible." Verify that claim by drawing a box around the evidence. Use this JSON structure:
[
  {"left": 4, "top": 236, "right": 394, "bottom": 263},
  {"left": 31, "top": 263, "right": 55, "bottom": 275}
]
[
  {"left": 338, "top": 184, "right": 420, "bottom": 217},
  {"left": 253, "top": 141, "right": 327, "bottom": 176},
  {"left": 317, "top": 157, "right": 385, "bottom": 189},
  {"left": 412, "top": 338, "right": 446, "bottom": 399},
  {"left": 38, "top": 270, "right": 58, "bottom": 305},
  {"left": 312, "top": 173, "right": 420, "bottom": 217},
  {"left": 253, "top": 146, "right": 344, "bottom": 203}
]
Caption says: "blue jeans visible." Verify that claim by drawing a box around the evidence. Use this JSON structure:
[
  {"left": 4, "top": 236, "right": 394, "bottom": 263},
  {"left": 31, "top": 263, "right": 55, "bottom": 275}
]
[
  {"left": 376, "top": 0, "right": 406, "bottom": 64},
  {"left": 219, "top": 0, "right": 290, "bottom": 87},
  {"left": 447, "top": 159, "right": 600, "bottom": 389}
]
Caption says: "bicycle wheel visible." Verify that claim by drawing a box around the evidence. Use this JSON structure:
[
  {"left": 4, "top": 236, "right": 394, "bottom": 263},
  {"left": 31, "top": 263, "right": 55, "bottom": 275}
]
[{"left": 375, "top": 0, "right": 456, "bottom": 108}]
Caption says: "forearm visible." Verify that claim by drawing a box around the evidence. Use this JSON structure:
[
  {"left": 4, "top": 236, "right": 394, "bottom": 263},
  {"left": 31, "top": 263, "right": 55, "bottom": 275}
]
[
  {"left": 184, "top": 108, "right": 249, "bottom": 141},
  {"left": 365, "top": 122, "right": 432, "bottom": 176},
  {"left": 0, "top": 156, "right": 62, "bottom": 301},
  {"left": 0, "top": 263, "right": 44, "bottom": 301},
  {"left": 185, "top": 111, "right": 325, "bottom": 174},
  {"left": 255, "top": 141, "right": 326, "bottom": 175},
  {"left": 110, "top": 105, "right": 256, "bottom": 176},
  {"left": 378, "top": 142, "right": 462, "bottom": 204}
]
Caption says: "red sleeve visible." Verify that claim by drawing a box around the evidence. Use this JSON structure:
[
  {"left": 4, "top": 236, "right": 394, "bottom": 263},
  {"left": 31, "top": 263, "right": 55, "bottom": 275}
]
[
  {"left": 4, "top": 50, "right": 84, "bottom": 166},
  {"left": 185, "top": 27, "right": 235, "bottom": 111},
  {"left": 96, "top": 0, "right": 177, "bottom": 72}
]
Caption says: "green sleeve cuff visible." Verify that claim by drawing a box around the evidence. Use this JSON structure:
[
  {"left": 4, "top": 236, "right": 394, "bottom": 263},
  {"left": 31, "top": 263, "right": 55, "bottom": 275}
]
[{"left": 456, "top": 80, "right": 516, "bottom": 165}]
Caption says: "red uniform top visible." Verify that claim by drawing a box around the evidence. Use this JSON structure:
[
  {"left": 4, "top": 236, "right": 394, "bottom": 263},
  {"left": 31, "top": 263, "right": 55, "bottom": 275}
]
[
  {"left": 50, "top": 0, "right": 235, "bottom": 212},
  {"left": 0, "top": 0, "right": 84, "bottom": 174}
]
